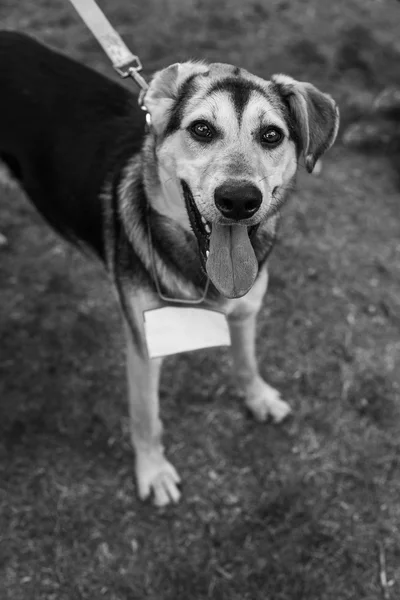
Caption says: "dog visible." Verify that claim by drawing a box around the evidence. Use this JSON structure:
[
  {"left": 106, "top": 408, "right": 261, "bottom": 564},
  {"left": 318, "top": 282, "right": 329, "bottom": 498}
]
[{"left": 0, "top": 31, "right": 339, "bottom": 506}]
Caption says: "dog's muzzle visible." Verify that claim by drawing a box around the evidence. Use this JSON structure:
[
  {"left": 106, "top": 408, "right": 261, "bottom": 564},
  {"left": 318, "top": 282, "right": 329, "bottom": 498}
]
[{"left": 181, "top": 180, "right": 260, "bottom": 300}]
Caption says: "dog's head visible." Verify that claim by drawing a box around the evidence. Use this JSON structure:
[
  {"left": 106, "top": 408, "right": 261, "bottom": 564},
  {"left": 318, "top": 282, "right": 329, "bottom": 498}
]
[{"left": 143, "top": 62, "right": 339, "bottom": 299}]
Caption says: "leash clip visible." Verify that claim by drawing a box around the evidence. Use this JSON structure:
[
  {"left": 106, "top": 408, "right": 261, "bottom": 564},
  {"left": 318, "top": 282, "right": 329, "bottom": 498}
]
[
  {"left": 114, "top": 58, "right": 149, "bottom": 112},
  {"left": 114, "top": 55, "right": 143, "bottom": 78}
]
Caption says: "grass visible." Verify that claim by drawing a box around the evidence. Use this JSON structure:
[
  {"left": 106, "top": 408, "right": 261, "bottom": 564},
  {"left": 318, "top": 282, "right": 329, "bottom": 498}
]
[{"left": 1, "top": 0, "right": 400, "bottom": 598}]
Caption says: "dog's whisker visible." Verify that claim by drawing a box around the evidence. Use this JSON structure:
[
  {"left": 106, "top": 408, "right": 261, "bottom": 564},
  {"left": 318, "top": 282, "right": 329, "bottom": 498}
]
[
  {"left": 258, "top": 174, "right": 273, "bottom": 183},
  {"left": 161, "top": 177, "right": 175, "bottom": 187}
]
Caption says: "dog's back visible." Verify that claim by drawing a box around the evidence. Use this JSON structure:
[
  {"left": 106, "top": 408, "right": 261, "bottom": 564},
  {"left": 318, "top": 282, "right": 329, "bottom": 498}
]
[{"left": 0, "top": 31, "right": 146, "bottom": 258}]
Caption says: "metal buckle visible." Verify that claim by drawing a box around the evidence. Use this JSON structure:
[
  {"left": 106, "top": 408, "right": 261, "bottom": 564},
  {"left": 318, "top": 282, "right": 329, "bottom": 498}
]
[
  {"left": 114, "top": 56, "right": 143, "bottom": 78},
  {"left": 127, "top": 68, "right": 149, "bottom": 95},
  {"left": 114, "top": 57, "right": 149, "bottom": 110}
]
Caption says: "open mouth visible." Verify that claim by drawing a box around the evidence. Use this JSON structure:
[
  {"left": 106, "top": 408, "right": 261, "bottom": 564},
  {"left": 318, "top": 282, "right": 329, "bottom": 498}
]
[
  {"left": 181, "top": 180, "right": 211, "bottom": 264},
  {"left": 181, "top": 180, "right": 260, "bottom": 299}
]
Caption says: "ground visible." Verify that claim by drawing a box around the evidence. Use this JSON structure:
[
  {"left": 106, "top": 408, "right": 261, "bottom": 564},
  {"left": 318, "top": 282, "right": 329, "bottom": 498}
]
[{"left": 1, "top": 0, "right": 400, "bottom": 598}]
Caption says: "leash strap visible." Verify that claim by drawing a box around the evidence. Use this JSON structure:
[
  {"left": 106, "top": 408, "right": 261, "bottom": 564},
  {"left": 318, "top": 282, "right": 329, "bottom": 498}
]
[{"left": 68, "top": 0, "right": 148, "bottom": 100}]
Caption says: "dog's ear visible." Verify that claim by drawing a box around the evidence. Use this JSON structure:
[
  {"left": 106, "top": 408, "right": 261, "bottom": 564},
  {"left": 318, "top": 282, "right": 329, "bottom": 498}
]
[
  {"left": 143, "top": 62, "right": 209, "bottom": 133},
  {"left": 272, "top": 74, "right": 339, "bottom": 173}
]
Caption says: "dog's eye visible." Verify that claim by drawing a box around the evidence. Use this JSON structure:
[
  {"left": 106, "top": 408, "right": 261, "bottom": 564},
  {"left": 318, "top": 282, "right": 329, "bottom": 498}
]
[
  {"left": 190, "top": 121, "right": 214, "bottom": 141},
  {"left": 261, "top": 126, "right": 283, "bottom": 146}
]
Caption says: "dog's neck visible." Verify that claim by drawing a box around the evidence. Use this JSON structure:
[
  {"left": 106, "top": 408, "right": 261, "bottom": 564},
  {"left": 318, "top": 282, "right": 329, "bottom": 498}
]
[{"left": 141, "top": 135, "right": 192, "bottom": 232}]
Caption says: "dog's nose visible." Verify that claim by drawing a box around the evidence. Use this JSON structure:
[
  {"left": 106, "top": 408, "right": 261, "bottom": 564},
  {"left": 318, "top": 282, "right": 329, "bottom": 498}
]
[{"left": 214, "top": 181, "right": 262, "bottom": 220}]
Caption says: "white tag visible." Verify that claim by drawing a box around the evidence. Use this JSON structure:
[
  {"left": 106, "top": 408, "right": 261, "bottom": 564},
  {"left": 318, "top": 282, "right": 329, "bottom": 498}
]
[{"left": 143, "top": 307, "right": 231, "bottom": 358}]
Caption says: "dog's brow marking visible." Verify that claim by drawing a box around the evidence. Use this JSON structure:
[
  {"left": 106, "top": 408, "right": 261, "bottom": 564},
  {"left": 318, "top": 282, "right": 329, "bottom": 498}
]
[
  {"left": 258, "top": 107, "right": 287, "bottom": 122},
  {"left": 208, "top": 78, "right": 255, "bottom": 124},
  {"left": 266, "top": 86, "right": 302, "bottom": 145},
  {"left": 250, "top": 104, "right": 290, "bottom": 138},
  {"left": 164, "top": 74, "right": 200, "bottom": 137},
  {"left": 209, "top": 77, "right": 272, "bottom": 101}
]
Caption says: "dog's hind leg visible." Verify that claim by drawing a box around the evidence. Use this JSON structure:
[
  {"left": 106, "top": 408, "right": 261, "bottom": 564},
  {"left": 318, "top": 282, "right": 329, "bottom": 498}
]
[
  {"left": 226, "top": 268, "right": 291, "bottom": 423},
  {"left": 125, "top": 328, "right": 181, "bottom": 506}
]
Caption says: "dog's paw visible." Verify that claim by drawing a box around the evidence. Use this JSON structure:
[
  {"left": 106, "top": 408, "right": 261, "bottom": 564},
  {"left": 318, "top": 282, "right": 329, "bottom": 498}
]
[
  {"left": 245, "top": 378, "right": 291, "bottom": 423},
  {"left": 135, "top": 450, "right": 181, "bottom": 507}
]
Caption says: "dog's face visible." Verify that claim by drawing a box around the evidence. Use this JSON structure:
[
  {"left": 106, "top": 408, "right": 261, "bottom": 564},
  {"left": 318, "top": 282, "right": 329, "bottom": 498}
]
[{"left": 144, "top": 63, "right": 339, "bottom": 299}]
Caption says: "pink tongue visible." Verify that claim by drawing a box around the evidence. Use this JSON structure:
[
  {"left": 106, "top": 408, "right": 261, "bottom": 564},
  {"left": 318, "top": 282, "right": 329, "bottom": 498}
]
[{"left": 206, "top": 224, "right": 258, "bottom": 298}]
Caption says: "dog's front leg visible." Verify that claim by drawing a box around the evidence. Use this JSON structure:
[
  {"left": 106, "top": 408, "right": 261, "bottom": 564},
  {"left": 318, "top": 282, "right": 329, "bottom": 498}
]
[
  {"left": 226, "top": 268, "right": 291, "bottom": 423},
  {"left": 125, "top": 330, "right": 181, "bottom": 506}
]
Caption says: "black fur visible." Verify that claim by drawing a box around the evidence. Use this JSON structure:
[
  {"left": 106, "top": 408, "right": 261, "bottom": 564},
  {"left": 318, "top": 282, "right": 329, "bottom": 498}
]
[
  {"left": 207, "top": 77, "right": 275, "bottom": 123},
  {"left": 268, "top": 82, "right": 302, "bottom": 152},
  {"left": 208, "top": 78, "right": 252, "bottom": 123},
  {"left": 164, "top": 73, "right": 200, "bottom": 137},
  {"left": 0, "top": 31, "right": 146, "bottom": 259}
]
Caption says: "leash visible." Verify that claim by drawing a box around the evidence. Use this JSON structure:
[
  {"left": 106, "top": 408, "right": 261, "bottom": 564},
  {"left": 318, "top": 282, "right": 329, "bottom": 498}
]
[{"left": 68, "top": 0, "right": 148, "bottom": 108}]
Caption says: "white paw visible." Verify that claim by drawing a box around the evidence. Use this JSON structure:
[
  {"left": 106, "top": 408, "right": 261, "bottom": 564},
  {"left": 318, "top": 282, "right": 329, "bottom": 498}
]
[
  {"left": 135, "top": 449, "right": 181, "bottom": 507},
  {"left": 245, "top": 378, "right": 291, "bottom": 423}
]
